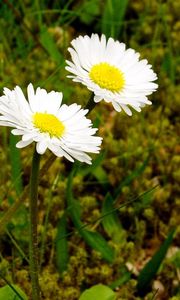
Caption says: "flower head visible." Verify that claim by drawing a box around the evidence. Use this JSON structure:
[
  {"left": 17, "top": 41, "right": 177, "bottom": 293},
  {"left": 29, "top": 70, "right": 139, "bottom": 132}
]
[
  {"left": 0, "top": 84, "right": 102, "bottom": 164},
  {"left": 66, "top": 34, "right": 158, "bottom": 115}
]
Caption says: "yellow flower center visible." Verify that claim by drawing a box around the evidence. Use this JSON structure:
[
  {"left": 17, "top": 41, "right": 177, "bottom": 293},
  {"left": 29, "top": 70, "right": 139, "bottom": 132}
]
[
  {"left": 89, "top": 62, "right": 125, "bottom": 92},
  {"left": 33, "top": 112, "right": 65, "bottom": 137}
]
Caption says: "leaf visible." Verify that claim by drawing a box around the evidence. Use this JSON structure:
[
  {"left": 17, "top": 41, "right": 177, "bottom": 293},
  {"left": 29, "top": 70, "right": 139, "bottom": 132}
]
[
  {"left": 102, "top": 193, "right": 126, "bottom": 243},
  {"left": 109, "top": 270, "right": 131, "bottom": 289},
  {"left": 0, "top": 284, "right": 27, "bottom": 300},
  {"left": 79, "top": 229, "right": 115, "bottom": 263},
  {"left": 92, "top": 166, "right": 109, "bottom": 188},
  {"left": 114, "top": 156, "right": 149, "bottom": 198},
  {"left": 79, "top": 151, "right": 109, "bottom": 190},
  {"left": 161, "top": 51, "right": 175, "bottom": 82},
  {"left": 137, "top": 228, "right": 176, "bottom": 295},
  {"left": 78, "top": 151, "right": 106, "bottom": 177},
  {"left": 79, "top": 284, "right": 116, "bottom": 300},
  {"left": 40, "top": 25, "right": 64, "bottom": 65},
  {"left": 66, "top": 170, "right": 115, "bottom": 263},
  {"left": 55, "top": 213, "right": 69, "bottom": 274},
  {"left": 9, "top": 134, "right": 23, "bottom": 196},
  {"left": 101, "top": 0, "right": 129, "bottom": 38}
]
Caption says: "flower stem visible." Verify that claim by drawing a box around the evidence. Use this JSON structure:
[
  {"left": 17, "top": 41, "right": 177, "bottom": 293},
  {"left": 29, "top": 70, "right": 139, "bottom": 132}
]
[
  {"left": 29, "top": 147, "right": 41, "bottom": 300},
  {"left": 85, "top": 93, "right": 96, "bottom": 112}
]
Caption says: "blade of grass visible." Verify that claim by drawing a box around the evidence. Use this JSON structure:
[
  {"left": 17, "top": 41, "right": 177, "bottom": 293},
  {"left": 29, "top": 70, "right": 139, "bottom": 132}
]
[
  {"left": 9, "top": 134, "right": 23, "bottom": 196},
  {"left": 150, "top": 289, "right": 159, "bottom": 300},
  {"left": 159, "top": 3, "right": 175, "bottom": 83},
  {"left": 137, "top": 228, "right": 176, "bottom": 296},
  {"left": 102, "top": 193, "right": 126, "bottom": 243},
  {"left": 55, "top": 213, "right": 69, "bottom": 274},
  {"left": 40, "top": 25, "right": 65, "bottom": 65},
  {"left": 101, "top": 0, "right": 129, "bottom": 38},
  {"left": 109, "top": 270, "right": 131, "bottom": 289},
  {"left": 78, "top": 151, "right": 109, "bottom": 190},
  {"left": 78, "top": 151, "right": 106, "bottom": 177},
  {"left": 6, "top": 229, "right": 29, "bottom": 263}
]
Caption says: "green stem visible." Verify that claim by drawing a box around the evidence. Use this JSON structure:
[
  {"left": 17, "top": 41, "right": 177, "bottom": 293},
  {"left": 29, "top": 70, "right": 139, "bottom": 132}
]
[
  {"left": 29, "top": 148, "right": 41, "bottom": 300},
  {"left": 85, "top": 93, "right": 96, "bottom": 112},
  {"left": 6, "top": 229, "right": 29, "bottom": 263}
]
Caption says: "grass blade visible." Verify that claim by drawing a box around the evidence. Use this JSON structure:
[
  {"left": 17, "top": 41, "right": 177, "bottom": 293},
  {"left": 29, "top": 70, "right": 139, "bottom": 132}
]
[
  {"left": 40, "top": 25, "right": 64, "bottom": 65},
  {"left": 101, "top": 0, "right": 129, "bottom": 38},
  {"left": 78, "top": 151, "right": 109, "bottom": 190},
  {"left": 55, "top": 213, "right": 69, "bottom": 274},
  {"left": 137, "top": 228, "right": 176, "bottom": 296},
  {"left": 102, "top": 193, "right": 126, "bottom": 243},
  {"left": 79, "top": 229, "right": 115, "bottom": 263},
  {"left": 109, "top": 269, "right": 131, "bottom": 289},
  {"left": 78, "top": 151, "right": 106, "bottom": 177},
  {"left": 9, "top": 134, "right": 23, "bottom": 196}
]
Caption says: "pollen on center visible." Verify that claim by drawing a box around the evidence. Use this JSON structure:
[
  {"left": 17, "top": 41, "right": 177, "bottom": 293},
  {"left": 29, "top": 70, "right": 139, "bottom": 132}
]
[
  {"left": 33, "top": 112, "right": 65, "bottom": 137},
  {"left": 89, "top": 62, "right": 125, "bottom": 92}
]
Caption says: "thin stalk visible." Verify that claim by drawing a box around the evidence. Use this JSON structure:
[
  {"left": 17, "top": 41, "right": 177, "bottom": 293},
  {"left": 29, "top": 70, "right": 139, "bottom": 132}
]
[
  {"left": 29, "top": 148, "right": 41, "bottom": 300},
  {"left": 85, "top": 93, "right": 96, "bottom": 112},
  {"left": 6, "top": 229, "right": 29, "bottom": 263}
]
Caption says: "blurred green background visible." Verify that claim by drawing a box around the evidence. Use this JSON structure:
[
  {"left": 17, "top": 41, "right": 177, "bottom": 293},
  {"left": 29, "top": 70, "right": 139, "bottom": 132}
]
[{"left": 0, "top": 0, "right": 179, "bottom": 299}]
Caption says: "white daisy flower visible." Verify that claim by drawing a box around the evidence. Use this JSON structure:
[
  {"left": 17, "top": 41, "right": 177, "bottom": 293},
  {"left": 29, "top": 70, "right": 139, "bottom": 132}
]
[
  {"left": 0, "top": 84, "right": 102, "bottom": 164},
  {"left": 66, "top": 33, "right": 158, "bottom": 116}
]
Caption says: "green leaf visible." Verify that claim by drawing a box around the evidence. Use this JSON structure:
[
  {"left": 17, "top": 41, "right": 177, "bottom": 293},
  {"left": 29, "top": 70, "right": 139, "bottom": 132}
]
[
  {"left": 0, "top": 284, "right": 27, "bottom": 300},
  {"left": 102, "top": 193, "right": 126, "bottom": 243},
  {"left": 40, "top": 25, "right": 64, "bottom": 65},
  {"left": 114, "top": 156, "right": 149, "bottom": 198},
  {"left": 79, "top": 229, "right": 115, "bottom": 263},
  {"left": 79, "top": 151, "right": 107, "bottom": 177},
  {"left": 66, "top": 170, "right": 115, "bottom": 263},
  {"left": 101, "top": 0, "right": 129, "bottom": 38},
  {"left": 137, "top": 228, "right": 176, "bottom": 295},
  {"left": 79, "top": 284, "right": 116, "bottom": 300},
  {"left": 161, "top": 51, "right": 175, "bottom": 82},
  {"left": 109, "top": 270, "right": 131, "bottom": 289},
  {"left": 9, "top": 134, "right": 23, "bottom": 196},
  {"left": 79, "top": 151, "right": 109, "bottom": 190},
  {"left": 55, "top": 213, "right": 69, "bottom": 273},
  {"left": 92, "top": 166, "right": 109, "bottom": 188}
]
